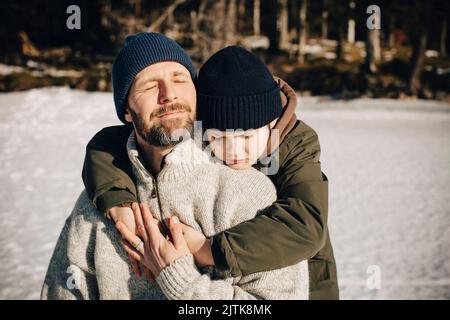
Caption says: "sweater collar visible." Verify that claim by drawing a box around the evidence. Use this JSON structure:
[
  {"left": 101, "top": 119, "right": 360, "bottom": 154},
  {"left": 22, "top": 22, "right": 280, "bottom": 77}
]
[{"left": 126, "top": 131, "right": 210, "bottom": 182}]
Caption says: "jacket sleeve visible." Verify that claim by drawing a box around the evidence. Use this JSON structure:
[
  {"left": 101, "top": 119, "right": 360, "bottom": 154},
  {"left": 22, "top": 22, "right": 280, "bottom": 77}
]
[
  {"left": 211, "top": 123, "right": 328, "bottom": 277},
  {"left": 82, "top": 125, "right": 137, "bottom": 215},
  {"left": 156, "top": 254, "right": 309, "bottom": 300}
]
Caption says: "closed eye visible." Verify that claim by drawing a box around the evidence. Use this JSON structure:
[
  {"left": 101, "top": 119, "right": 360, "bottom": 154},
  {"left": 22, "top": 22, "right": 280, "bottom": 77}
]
[{"left": 172, "top": 76, "right": 188, "bottom": 83}]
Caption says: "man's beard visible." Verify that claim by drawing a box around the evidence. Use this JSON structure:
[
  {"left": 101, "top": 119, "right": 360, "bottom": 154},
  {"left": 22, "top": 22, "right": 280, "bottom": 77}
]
[{"left": 130, "top": 102, "right": 194, "bottom": 147}]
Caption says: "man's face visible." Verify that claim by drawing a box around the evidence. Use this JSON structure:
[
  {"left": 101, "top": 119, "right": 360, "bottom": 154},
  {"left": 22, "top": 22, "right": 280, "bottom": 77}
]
[{"left": 125, "top": 61, "right": 196, "bottom": 147}]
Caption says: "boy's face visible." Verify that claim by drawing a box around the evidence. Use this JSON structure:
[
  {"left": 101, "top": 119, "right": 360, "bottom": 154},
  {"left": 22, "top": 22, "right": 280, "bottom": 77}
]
[
  {"left": 206, "top": 120, "right": 276, "bottom": 170},
  {"left": 124, "top": 61, "right": 197, "bottom": 147}
]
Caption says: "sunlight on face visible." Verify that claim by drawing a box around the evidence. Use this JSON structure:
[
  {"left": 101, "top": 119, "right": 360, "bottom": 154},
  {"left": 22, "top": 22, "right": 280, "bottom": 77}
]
[
  {"left": 124, "top": 61, "right": 197, "bottom": 146},
  {"left": 206, "top": 126, "right": 271, "bottom": 170}
]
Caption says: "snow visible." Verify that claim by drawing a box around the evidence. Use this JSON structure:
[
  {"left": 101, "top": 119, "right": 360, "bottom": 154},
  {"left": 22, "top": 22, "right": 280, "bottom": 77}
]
[
  {"left": 0, "top": 64, "right": 26, "bottom": 75},
  {"left": 0, "top": 87, "right": 449, "bottom": 300}
]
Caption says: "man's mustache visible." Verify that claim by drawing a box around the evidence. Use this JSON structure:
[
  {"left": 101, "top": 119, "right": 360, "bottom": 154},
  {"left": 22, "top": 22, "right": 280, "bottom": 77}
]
[{"left": 151, "top": 102, "right": 191, "bottom": 119}]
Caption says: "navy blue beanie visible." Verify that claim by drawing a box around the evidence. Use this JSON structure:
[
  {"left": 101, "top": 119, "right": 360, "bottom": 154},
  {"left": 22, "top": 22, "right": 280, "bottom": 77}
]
[
  {"left": 112, "top": 32, "right": 196, "bottom": 124},
  {"left": 196, "top": 46, "right": 282, "bottom": 131}
]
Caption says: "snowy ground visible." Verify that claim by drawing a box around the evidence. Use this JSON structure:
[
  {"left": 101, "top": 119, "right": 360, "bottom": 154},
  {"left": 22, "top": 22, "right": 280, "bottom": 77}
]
[{"left": 0, "top": 87, "right": 449, "bottom": 300}]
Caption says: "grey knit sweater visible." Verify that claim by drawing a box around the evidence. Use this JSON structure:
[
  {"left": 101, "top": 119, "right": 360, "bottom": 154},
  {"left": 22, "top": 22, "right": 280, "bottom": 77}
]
[{"left": 41, "top": 131, "right": 309, "bottom": 300}]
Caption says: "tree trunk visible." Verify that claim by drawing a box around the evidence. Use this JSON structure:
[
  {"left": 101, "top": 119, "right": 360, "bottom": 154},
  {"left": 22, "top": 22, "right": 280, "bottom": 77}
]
[
  {"left": 253, "top": 0, "right": 260, "bottom": 36},
  {"left": 409, "top": 31, "right": 428, "bottom": 95},
  {"left": 321, "top": 9, "right": 328, "bottom": 40},
  {"left": 190, "top": 0, "right": 210, "bottom": 62},
  {"left": 290, "top": 0, "right": 299, "bottom": 40},
  {"left": 365, "top": 1, "right": 381, "bottom": 73},
  {"left": 441, "top": 19, "right": 447, "bottom": 57},
  {"left": 167, "top": 9, "right": 175, "bottom": 27},
  {"left": 267, "top": 0, "right": 279, "bottom": 53},
  {"left": 237, "top": 0, "right": 246, "bottom": 33},
  {"left": 298, "top": 0, "right": 308, "bottom": 64},
  {"left": 134, "top": 0, "right": 142, "bottom": 18},
  {"left": 348, "top": 19, "right": 355, "bottom": 44},
  {"left": 347, "top": 1, "right": 356, "bottom": 44},
  {"left": 279, "top": 0, "right": 289, "bottom": 50},
  {"left": 336, "top": 24, "right": 346, "bottom": 60},
  {"left": 101, "top": 0, "right": 111, "bottom": 28},
  {"left": 148, "top": 0, "right": 187, "bottom": 33},
  {"left": 408, "top": 2, "right": 432, "bottom": 95},
  {"left": 388, "top": 17, "right": 396, "bottom": 48},
  {"left": 366, "top": 28, "right": 381, "bottom": 73},
  {"left": 225, "top": 0, "right": 237, "bottom": 45},
  {"left": 212, "top": 0, "right": 226, "bottom": 53}
]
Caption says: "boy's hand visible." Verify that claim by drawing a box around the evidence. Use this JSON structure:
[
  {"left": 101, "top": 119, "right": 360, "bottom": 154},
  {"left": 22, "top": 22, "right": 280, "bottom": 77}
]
[
  {"left": 178, "top": 222, "right": 214, "bottom": 268},
  {"left": 109, "top": 205, "right": 152, "bottom": 280}
]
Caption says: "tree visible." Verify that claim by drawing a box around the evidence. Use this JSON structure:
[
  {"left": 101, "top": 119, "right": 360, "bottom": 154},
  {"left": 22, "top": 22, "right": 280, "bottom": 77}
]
[
  {"left": 237, "top": 0, "right": 246, "bottom": 33},
  {"left": 347, "top": 0, "right": 356, "bottom": 44},
  {"left": 366, "top": 29, "right": 381, "bottom": 73},
  {"left": 298, "top": 0, "right": 308, "bottom": 64},
  {"left": 408, "top": 1, "right": 433, "bottom": 95},
  {"left": 212, "top": 0, "right": 227, "bottom": 53},
  {"left": 440, "top": 18, "right": 447, "bottom": 57},
  {"left": 225, "top": 0, "right": 238, "bottom": 46},
  {"left": 279, "top": 0, "right": 290, "bottom": 50},
  {"left": 321, "top": 0, "right": 329, "bottom": 40},
  {"left": 100, "top": 0, "right": 112, "bottom": 29},
  {"left": 267, "top": 0, "right": 279, "bottom": 53},
  {"left": 131, "top": 0, "right": 142, "bottom": 17},
  {"left": 147, "top": 0, "right": 187, "bottom": 32},
  {"left": 253, "top": 0, "right": 260, "bottom": 36},
  {"left": 365, "top": 4, "right": 381, "bottom": 74}
]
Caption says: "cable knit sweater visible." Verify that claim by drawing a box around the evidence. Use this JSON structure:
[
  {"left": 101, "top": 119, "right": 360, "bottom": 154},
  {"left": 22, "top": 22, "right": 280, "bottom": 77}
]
[{"left": 41, "top": 131, "right": 309, "bottom": 300}]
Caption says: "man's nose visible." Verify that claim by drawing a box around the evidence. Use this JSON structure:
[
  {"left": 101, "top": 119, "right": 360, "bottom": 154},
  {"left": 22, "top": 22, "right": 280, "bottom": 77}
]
[{"left": 158, "top": 82, "right": 177, "bottom": 104}]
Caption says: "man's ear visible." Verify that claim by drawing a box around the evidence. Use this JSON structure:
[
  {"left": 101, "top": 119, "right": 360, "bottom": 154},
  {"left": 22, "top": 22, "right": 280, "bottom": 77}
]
[{"left": 124, "top": 105, "right": 133, "bottom": 123}]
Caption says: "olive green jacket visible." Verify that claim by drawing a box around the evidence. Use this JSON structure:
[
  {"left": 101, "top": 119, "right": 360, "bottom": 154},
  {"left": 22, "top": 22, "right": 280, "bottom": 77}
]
[{"left": 82, "top": 121, "right": 339, "bottom": 299}]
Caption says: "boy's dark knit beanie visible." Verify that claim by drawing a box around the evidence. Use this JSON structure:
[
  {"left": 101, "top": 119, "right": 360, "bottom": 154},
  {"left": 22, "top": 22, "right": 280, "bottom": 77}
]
[
  {"left": 196, "top": 46, "right": 282, "bottom": 130},
  {"left": 112, "top": 32, "right": 196, "bottom": 124}
]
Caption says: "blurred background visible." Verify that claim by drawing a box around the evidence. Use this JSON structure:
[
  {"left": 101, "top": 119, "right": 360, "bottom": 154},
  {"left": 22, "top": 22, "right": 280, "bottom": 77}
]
[
  {"left": 0, "top": 0, "right": 449, "bottom": 300},
  {"left": 1, "top": 0, "right": 449, "bottom": 98}
]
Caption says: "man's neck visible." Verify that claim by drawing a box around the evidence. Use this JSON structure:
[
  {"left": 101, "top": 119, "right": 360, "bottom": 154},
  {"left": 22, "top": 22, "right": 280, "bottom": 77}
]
[{"left": 135, "top": 134, "right": 174, "bottom": 177}]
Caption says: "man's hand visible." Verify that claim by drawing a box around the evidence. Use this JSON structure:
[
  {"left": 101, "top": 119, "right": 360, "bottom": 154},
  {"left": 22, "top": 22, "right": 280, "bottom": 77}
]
[
  {"left": 116, "top": 203, "right": 190, "bottom": 279},
  {"left": 108, "top": 205, "right": 148, "bottom": 279}
]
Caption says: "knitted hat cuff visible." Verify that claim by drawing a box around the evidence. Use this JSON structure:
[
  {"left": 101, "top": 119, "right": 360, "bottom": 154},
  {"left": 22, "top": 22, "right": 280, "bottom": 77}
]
[{"left": 197, "top": 83, "right": 282, "bottom": 130}]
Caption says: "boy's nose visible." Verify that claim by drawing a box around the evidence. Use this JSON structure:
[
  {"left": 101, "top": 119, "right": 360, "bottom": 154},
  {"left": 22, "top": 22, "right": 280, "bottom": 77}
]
[{"left": 225, "top": 137, "right": 246, "bottom": 159}]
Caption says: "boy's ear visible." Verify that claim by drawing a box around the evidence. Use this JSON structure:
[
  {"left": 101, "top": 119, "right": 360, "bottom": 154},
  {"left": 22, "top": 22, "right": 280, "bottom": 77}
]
[
  {"left": 124, "top": 105, "right": 133, "bottom": 123},
  {"left": 269, "top": 119, "right": 278, "bottom": 129}
]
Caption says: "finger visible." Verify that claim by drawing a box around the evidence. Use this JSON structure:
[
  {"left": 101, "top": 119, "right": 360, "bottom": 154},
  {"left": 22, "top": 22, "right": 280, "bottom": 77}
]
[
  {"left": 129, "top": 254, "right": 141, "bottom": 278},
  {"left": 140, "top": 203, "right": 163, "bottom": 247},
  {"left": 132, "top": 203, "right": 148, "bottom": 243},
  {"left": 116, "top": 221, "right": 143, "bottom": 249},
  {"left": 168, "top": 216, "right": 187, "bottom": 250},
  {"left": 157, "top": 220, "right": 167, "bottom": 236},
  {"left": 142, "top": 266, "right": 155, "bottom": 283},
  {"left": 121, "top": 240, "right": 143, "bottom": 262},
  {"left": 179, "top": 221, "right": 191, "bottom": 235}
]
